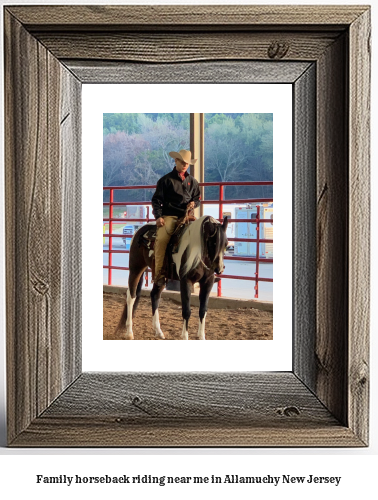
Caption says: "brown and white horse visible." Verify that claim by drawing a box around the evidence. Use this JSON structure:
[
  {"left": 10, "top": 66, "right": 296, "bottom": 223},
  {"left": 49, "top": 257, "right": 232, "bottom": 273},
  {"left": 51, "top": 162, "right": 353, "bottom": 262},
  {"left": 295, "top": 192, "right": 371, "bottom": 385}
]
[{"left": 115, "top": 215, "right": 228, "bottom": 340}]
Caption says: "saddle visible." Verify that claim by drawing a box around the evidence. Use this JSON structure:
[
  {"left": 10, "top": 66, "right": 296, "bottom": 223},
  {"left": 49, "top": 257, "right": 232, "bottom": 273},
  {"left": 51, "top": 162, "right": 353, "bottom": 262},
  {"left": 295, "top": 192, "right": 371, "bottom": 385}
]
[{"left": 138, "top": 211, "right": 195, "bottom": 281}]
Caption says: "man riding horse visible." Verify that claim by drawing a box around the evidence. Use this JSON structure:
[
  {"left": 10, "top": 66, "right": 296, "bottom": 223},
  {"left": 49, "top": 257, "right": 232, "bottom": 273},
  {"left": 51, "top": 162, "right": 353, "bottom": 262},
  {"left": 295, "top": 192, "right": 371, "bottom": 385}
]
[
  {"left": 115, "top": 149, "right": 228, "bottom": 340},
  {"left": 151, "top": 149, "right": 201, "bottom": 286}
]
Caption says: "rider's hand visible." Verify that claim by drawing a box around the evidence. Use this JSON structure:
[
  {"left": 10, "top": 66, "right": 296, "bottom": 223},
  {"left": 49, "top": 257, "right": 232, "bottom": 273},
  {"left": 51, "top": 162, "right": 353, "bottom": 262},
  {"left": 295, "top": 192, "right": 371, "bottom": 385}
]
[
  {"left": 156, "top": 217, "right": 165, "bottom": 227},
  {"left": 188, "top": 201, "right": 195, "bottom": 209}
]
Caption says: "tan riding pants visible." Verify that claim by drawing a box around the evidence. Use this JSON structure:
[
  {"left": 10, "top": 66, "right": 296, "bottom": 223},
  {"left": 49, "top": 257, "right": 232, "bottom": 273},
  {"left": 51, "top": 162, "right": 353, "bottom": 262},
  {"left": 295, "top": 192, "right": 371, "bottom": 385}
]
[{"left": 154, "top": 216, "right": 178, "bottom": 277}]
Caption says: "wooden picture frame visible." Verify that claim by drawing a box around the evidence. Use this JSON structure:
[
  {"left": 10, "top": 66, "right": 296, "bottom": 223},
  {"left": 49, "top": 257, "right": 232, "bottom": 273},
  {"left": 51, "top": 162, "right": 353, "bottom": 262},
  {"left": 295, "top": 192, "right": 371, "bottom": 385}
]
[{"left": 4, "top": 5, "right": 370, "bottom": 447}]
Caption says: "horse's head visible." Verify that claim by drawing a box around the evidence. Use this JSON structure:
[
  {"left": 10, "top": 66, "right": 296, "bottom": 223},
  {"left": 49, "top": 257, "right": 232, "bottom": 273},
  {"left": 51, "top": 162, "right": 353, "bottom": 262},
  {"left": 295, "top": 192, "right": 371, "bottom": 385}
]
[{"left": 204, "top": 216, "right": 228, "bottom": 275}]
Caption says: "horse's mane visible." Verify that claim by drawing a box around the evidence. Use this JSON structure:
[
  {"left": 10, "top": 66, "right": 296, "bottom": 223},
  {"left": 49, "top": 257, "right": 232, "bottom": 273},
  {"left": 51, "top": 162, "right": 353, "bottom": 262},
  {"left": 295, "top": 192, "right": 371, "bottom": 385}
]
[
  {"left": 212, "top": 217, "right": 228, "bottom": 263},
  {"left": 172, "top": 215, "right": 223, "bottom": 278}
]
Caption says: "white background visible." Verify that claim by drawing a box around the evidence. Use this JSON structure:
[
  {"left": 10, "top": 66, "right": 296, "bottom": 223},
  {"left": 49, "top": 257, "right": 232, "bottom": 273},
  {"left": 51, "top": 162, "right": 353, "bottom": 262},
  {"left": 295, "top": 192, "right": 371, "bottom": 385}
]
[
  {"left": 0, "top": 0, "right": 377, "bottom": 497},
  {"left": 82, "top": 83, "right": 292, "bottom": 371}
]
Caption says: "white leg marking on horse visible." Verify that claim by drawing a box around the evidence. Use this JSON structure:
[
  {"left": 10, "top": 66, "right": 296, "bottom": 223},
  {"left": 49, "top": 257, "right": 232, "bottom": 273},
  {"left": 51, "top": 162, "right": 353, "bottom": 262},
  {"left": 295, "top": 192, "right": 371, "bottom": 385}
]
[
  {"left": 152, "top": 310, "right": 165, "bottom": 339},
  {"left": 125, "top": 289, "right": 136, "bottom": 340},
  {"left": 181, "top": 320, "right": 189, "bottom": 340},
  {"left": 197, "top": 312, "right": 207, "bottom": 340}
]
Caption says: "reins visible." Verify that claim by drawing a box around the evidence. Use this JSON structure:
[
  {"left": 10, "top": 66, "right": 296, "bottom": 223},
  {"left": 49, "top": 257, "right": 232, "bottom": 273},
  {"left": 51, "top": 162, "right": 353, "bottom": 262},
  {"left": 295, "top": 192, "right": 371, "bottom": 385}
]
[{"left": 172, "top": 204, "right": 192, "bottom": 237}]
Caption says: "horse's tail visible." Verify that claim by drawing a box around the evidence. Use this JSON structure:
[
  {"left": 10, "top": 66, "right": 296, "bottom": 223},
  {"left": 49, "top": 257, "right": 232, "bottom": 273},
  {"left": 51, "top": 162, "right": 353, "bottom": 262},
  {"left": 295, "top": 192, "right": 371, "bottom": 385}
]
[
  {"left": 114, "top": 272, "right": 144, "bottom": 336},
  {"left": 114, "top": 300, "right": 128, "bottom": 336}
]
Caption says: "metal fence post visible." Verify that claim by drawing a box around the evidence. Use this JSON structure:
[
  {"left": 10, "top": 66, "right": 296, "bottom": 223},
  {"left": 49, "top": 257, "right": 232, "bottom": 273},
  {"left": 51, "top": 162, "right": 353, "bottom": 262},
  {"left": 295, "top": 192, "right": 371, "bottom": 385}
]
[
  {"left": 255, "top": 205, "right": 260, "bottom": 298},
  {"left": 218, "top": 184, "right": 224, "bottom": 297},
  {"left": 109, "top": 188, "right": 113, "bottom": 285}
]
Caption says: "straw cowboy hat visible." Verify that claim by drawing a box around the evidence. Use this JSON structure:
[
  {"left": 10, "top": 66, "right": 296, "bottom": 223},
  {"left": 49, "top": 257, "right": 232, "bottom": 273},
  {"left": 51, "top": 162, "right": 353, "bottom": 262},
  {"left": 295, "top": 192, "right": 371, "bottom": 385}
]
[{"left": 169, "top": 149, "right": 197, "bottom": 165}]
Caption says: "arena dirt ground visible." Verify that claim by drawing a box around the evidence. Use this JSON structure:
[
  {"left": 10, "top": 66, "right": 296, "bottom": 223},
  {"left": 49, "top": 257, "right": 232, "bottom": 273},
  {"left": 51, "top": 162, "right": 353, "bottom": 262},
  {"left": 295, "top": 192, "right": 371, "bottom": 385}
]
[{"left": 103, "top": 292, "right": 273, "bottom": 340}]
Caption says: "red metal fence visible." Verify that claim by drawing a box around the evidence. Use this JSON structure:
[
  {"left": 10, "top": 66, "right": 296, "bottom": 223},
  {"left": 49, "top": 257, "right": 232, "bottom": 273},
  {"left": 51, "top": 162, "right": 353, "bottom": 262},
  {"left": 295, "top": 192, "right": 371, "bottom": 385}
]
[{"left": 103, "top": 181, "right": 273, "bottom": 298}]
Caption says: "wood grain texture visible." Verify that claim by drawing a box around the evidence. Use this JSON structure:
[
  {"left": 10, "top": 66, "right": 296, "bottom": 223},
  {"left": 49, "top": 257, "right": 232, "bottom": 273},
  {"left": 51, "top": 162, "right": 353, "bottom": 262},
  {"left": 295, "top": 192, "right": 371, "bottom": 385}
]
[
  {"left": 4, "top": 11, "right": 81, "bottom": 444},
  {"left": 293, "top": 65, "right": 317, "bottom": 390},
  {"left": 348, "top": 9, "right": 371, "bottom": 445},
  {"left": 11, "top": 373, "right": 363, "bottom": 447},
  {"left": 41, "top": 373, "right": 335, "bottom": 422},
  {"left": 4, "top": 4, "right": 370, "bottom": 447},
  {"left": 60, "top": 66, "right": 83, "bottom": 388},
  {"left": 11, "top": 419, "right": 363, "bottom": 448},
  {"left": 5, "top": 12, "right": 58, "bottom": 442},
  {"left": 65, "top": 60, "right": 312, "bottom": 84},
  {"left": 316, "top": 34, "right": 348, "bottom": 426},
  {"left": 7, "top": 5, "right": 367, "bottom": 29},
  {"left": 34, "top": 32, "right": 339, "bottom": 63}
]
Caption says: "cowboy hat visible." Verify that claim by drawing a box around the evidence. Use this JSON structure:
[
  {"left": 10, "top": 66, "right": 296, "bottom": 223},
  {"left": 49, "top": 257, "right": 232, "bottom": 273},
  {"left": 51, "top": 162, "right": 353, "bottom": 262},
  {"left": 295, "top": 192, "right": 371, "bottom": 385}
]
[{"left": 169, "top": 149, "right": 197, "bottom": 165}]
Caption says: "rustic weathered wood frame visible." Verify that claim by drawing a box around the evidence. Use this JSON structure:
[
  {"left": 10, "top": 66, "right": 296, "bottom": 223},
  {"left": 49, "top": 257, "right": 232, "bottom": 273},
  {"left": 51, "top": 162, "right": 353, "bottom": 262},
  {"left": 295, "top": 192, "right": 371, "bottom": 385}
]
[{"left": 4, "top": 5, "right": 370, "bottom": 447}]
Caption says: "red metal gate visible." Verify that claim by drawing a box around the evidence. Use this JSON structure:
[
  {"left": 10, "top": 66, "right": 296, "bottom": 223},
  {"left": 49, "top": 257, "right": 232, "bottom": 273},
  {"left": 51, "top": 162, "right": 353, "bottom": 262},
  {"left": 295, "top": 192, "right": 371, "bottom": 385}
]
[{"left": 103, "top": 181, "right": 273, "bottom": 299}]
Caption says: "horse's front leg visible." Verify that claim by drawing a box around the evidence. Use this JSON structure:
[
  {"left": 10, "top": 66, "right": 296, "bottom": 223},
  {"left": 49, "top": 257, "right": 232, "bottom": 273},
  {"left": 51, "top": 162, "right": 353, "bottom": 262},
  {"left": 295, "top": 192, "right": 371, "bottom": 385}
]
[
  {"left": 180, "top": 279, "right": 192, "bottom": 340},
  {"left": 198, "top": 276, "right": 214, "bottom": 340},
  {"left": 151, "top": 283, "right": 165, "bottom": 339}
]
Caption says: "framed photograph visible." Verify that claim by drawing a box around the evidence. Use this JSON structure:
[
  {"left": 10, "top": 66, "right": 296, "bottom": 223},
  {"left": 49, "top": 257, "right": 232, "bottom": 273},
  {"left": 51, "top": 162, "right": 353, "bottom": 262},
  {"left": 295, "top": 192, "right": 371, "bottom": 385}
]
[
  {"left": 4, "top": 5, "right": 370, "bottom": 447},
  {"left": 87, "top": 86, "right": 291, "bottom": 370},
  {"left": 98, "top": 99, "right": 279, "bottom": 345}
]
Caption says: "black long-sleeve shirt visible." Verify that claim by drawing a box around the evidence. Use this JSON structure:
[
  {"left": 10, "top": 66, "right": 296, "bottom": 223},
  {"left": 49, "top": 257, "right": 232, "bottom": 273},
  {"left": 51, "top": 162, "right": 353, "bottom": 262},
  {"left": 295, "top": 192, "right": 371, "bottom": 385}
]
[{"left": 151, "top": 167, "right": 200, "bottom": 219}]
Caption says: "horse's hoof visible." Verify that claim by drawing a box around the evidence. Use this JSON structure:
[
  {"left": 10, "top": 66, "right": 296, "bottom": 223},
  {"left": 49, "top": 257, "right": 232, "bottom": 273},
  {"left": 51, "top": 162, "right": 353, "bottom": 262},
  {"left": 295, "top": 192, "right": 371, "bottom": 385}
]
[
  {"left": 121, "top": 331, "right": 134, "bottom": 340},
  {"left": 155, "top": 332, "right": 165, "bottom": 339}
]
